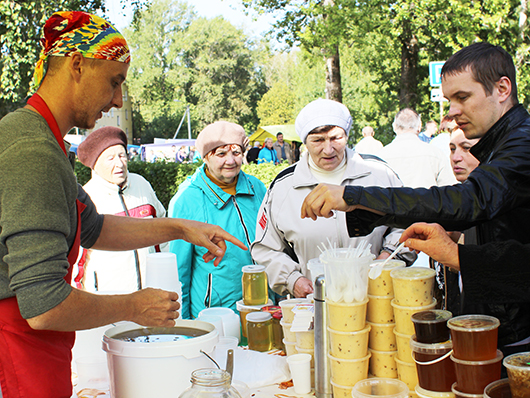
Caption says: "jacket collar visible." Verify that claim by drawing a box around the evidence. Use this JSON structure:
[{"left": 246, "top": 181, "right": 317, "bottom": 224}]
[
  {"left": 90, "top": 170, "right": 129, "bottom": 193},
  {"left": 292, "top": 148, "right": 371, "bottom": 188},
  {"left": 193, "top": 164, "right": 255, "bottom": 209},
  {"left": 471, "top": 104, "right": 528, "bottom": 162}
]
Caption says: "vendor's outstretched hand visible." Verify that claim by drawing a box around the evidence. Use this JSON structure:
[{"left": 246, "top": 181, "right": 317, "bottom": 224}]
[
  {"left": 400, "top": 222, "right": 460, "bottom": 270},
  {"left": 301, "top": 184, "right": 355, "bottom": 220},
  {"left": 180, "top": 220, "right": 247, "bottom": 266}
]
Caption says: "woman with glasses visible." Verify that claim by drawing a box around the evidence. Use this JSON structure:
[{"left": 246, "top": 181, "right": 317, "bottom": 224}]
[{"left": 168, "top": 121, "right": 267, "bottom": 319}]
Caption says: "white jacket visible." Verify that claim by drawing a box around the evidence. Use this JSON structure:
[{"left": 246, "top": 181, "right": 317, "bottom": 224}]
[
  {"left": 251, "top": 149, "right": 415, "bottom": 296},
  {"left": 78, "top": 172, "right": 167, "bottom": 293}
]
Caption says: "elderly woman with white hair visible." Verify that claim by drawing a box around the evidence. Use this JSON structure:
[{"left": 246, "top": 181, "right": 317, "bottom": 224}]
[
  {"left": 258, "top": 137, "right": 279, "bottom": 164},
  {"left": 168, "top": 121, "right": 267, "bottom": 318},
  {"left": 251, "top": 99, "right": 415, "bottom": 298}
]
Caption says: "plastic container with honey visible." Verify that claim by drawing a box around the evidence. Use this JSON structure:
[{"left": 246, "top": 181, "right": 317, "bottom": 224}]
[
  {"left": 410, "top": 336, "right": 455, "bottom": 392},
  {"left": 447, "top": 315, "right": 499, "bottom": 361}
]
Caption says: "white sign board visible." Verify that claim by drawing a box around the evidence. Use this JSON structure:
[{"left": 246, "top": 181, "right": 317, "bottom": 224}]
[{"left": 431, "top": 88, "right": 448, "bottom": 102}]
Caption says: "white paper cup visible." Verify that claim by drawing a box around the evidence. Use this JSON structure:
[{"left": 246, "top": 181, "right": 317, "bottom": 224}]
[{"left": 287, "top": 353, "right": 312, "bottom": 394}]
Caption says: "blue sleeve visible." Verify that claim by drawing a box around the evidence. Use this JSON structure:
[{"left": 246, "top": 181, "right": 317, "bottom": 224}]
[{"left": 168, "top": 188, "right": 200, "bottom": 319}]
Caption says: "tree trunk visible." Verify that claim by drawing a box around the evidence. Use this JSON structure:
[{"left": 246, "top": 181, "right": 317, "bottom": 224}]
[
  {"left": 323, "top": 0, "right": 342, "bottom": 103},
  {"left": 516, "top": 0, "right": 528, "bottom": 68},
  {"left": 399, "top": 21, "right": 419, "bottom": 109},
  {"left": 325, "top": 46, "right": 343, "bottom": 102}
]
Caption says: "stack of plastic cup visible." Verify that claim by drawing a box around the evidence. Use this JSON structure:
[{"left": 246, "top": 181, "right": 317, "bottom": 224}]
[
  {"left": 279, "top": 298, "right": 309, "bottom": 356},
  {"left": 367, "top": 259, "right": 405, "bottom": 378},
  {"left": 448, "top": 315, "right": 502, "bottom": 397},
  {"left": 390, "top": 266, "right": 437, "bottom": 393}
]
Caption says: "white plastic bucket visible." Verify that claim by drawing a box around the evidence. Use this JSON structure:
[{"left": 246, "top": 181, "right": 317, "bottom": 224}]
[{"left": 102, "top": 320, "right": 218, "bottom": 398}]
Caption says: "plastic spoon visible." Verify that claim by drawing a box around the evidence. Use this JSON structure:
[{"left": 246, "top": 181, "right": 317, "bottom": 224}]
[{"left": 368, "top": 242, "right": 406, "bottom": 280}]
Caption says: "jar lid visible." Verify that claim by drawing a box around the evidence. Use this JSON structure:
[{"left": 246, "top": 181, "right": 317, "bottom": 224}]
[
  {"left": 503, "top": 351, "right": 530, "bottom": 371},
  {"left": 236, "top": 299, "right": 273, "bottom": 312},
  {"left": 242, "top": 265, "right": 265, "bottom": 273},
  {"left": 246, "top": 312, "right": 272, "bottom": 322},
  {"left": 409, "top": 334, "right": 453, "bottom": 353},
  {"left": 411, "top": 310, "right": 452, "bottom": 324},
  {"left": 390, "top": 267, "right": 436, "bottom": 280},
  {"left": 447, "top": 314, "right": 500, "bottom": 332}
]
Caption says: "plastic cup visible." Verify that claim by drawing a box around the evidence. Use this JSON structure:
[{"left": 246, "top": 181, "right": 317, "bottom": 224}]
[
  {"left": 75, "top": 356, "right": 110, "bottom": 393},
  {"left": 330, "top": 379, "right": 353, "bottom": 398},
  {"left": 393, "top": 328, "right": 413, "bottom": 363},
  {"left": 320, "top": 249, "right": 374, "bottom": 304},
  {"left": 287, "top": 353, "right": 312, "bottom": 394},
  {"left": 283, "top": 338, "right": 298, "bottom": 356},
  {"left": 327, "top": 298, "right": 368, "bottom": 332},
  {"left": 392, "top": 298, "right": 437, "bottom": 335},
  {"left": 451, "top": 350, "right": 503, "bottom": 394},
  {"left": 295, "top": 329, "right": 314, "bottom": 349},
  {"left": 279, "top": 298, "right": 309, "bottom": 323},
  {"left": 213, "top": 336, "right": 239, "bottom": 369},
  {"left": 236, "top": 299, "right": 273, "bottom": 338},
  {"left": 280, "top": 319, "right": 296, "bottom": 342},
  {"left": 450, "top": 383, "right": 483, "bottom": 398},
  {"left": 395, "top": 356, "right": 419, "bottom": 391},
  {"left": 415, "top": 385, "right": 455, "bottom": 398},
  {"left": 328, "top": 352, "right": 371, "bottom": 386},
  {"left": 307, "top": 257, "right": 325, "bottom": 283},
  {"left": 411, "top": 310, "right": 452, "bottom": 344},
  {"left": 447, "top": 315, "right": 499, "bottom": 361},
  {"left": 367, "top": 294, "right": 395, "bottom": 323},
  {"left": 327, "top": 324, "right": 371, "bottom": 359},
  {"left": 368, "top": 322, "right": 397, "bottom": 351},
  {"left": 368, "top": 259, "right": 406, "bottom": 297},
  {"left": 295, "top": 345, "right": 315, "bottom": 368},
  {"left": 352, "top": 377, "right": 409, "bottom": 398},
  {"left": 390, "top": 267, "right": 435, "bottom": 307},
  {"left": 369, "top": 349, "right": 398, "bottom": 378},
  {"left": 410, "top": 336, "right": 455, "bottom": 392},
  {"left": 483, "top": 378, "right": 512, "bottom": 398},
  {"left": 503, "top": 352, "right": 530, "bottom": 398},
  {"left": 198, "top": 307, "right": 241, "bottom": 341}
]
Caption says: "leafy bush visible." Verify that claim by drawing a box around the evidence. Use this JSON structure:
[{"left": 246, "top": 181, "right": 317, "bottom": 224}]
[{"left": 74, "top": 160, "right": 289, "bottom": 209}]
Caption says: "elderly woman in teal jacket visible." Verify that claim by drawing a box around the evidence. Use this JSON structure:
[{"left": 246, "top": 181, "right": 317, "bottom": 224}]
[{"left": 169, "top": 121, "right": 267, "bottom": 319}]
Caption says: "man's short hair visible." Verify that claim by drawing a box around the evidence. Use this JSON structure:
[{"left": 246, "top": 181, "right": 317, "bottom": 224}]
[
  {"left": 393, "top": 108, "right": 421, "bottom": 134},
  {"left": 276, "top": 132, "right": 283, "bottom": 138},
  {"left": 441, "top": 42, "right": 518, "bottom": 104}
]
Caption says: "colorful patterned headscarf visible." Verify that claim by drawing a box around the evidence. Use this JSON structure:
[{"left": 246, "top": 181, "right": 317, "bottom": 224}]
[{"left": 33, "top": 11, "right": 131, "bottom": 90}]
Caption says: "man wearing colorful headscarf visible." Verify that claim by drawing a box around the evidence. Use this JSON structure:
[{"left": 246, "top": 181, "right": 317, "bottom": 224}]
[{"left": 0, "top": 11, "right": 245, "bottom": 398}]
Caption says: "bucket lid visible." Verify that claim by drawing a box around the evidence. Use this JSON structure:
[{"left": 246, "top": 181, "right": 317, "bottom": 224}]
[
  {"left": 503, "top": 351, "right": 530, "bottom": 371},
  {"left": 246, "top": 312, "right": 271, "bottom": 323},
  {"left": 411, "top": 310, "right": 452, "bottom": 325},
  {"left": 242, "top": 265, "right": 265, "bottom": 273},
  {"left": 450, "top": 349, "right": 503, "bottom": 365},
  {"left": 102, "top": 320, "right": 218, "bottom": 359},
  {"left": 390, "top": 267, "right": 435, "bottom": 280},
  {"left": 410, "top": 335, "right": 453, "bottom": 353},
  {"left": 447, "top": 314, "right": 500, "bottom": 332},
  {"left": 369, "top": 259, "right": 406, "bottom": 270},
  {"left": 391, "top": 297, "right": 437, "bottom": 310}
]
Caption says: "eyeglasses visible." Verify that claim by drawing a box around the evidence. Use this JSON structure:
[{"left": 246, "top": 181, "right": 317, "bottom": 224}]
[{"left": 212, "top": 144, "right": 243, "bottom": 158}]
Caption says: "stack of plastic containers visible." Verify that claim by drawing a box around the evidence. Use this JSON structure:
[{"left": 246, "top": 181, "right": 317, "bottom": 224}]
[
  {"left": 448, "top": 315, "right": 503, "bottom": 398},
  {"left": 503, "top": 351, "right": 530, "bottom": 398},
  {"left": 410, "top": 309, "right": 456, "bottom": 397},
  {"left": 323, "top": 250, "right": 373, "bottom": 398},
  {"left": 279, "top": 298, "right": 309, "bottom": 356},
  {"left": 366, "top": 259, "right": 405, "bottom": 379},
  {"left": 390, "top": 267, "right": 437, "bottom": 393}
]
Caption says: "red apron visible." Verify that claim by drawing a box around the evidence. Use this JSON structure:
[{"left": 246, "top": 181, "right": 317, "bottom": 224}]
[{"left": 0, "top": 93, "right": 85, "bottom": 398}]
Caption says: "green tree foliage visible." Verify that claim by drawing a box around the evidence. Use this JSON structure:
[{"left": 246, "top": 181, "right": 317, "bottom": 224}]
[
  {"left": 257, "top": 82, "right": 296, "bottom": 125},
  {"left": 0, "top": 0, "right": 104, "bottom": 118},
  {"left": 124, "top": 0, "right": 267, "bottom": 139}
]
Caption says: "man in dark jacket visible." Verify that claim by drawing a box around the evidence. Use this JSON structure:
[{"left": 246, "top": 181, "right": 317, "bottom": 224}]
[{"left": 301, "top": 42, "right": 530, "bottom": 356}]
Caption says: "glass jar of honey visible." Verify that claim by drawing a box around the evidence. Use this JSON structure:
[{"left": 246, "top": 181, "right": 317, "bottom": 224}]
[
  {"left": 246, "top": 312, "right": 273, "bottom": 352},
  {"left": 242, "top": 265, "right": 268, "bottom": 305}
]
